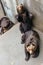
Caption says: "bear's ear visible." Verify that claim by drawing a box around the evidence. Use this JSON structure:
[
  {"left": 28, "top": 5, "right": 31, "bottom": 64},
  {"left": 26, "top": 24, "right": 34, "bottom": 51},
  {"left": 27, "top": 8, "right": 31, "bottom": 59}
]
[{"left": 21, "top": 34, "right": 26, "bottom": 44}]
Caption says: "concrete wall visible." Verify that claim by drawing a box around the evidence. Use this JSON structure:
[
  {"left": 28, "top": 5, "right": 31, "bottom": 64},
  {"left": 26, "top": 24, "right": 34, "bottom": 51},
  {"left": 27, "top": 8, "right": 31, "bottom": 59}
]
[
  {"left": 0, "top": 4, "right": 4, "bottom": 19},
  {"left": 1, "top": 0, "right": 17, "bottom": 24},
  {"left": 24, "top": 0, "right": 43, "bottom": 32},
  {"left": 0, "top": 0, "right": 43, "bottom": 32}
]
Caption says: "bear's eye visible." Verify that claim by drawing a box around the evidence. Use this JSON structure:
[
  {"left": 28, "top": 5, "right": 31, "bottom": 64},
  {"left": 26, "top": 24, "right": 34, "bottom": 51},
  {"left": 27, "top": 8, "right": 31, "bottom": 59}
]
[
  {"left": 27, "top": 44, "right": 30, "bottom": 47},
  {"left": 32, "top": 43, "right": 35, "bottom": 46},
  {"left": 30, "top": 38, "right": 33, "bottom": 41}
]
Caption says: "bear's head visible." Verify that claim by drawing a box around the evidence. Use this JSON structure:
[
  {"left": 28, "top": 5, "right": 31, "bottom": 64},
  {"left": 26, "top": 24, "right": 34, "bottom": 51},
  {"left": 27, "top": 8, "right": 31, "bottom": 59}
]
[
  {"left": 26, "top": 37, "right": 37, "bottom": 54},
  {"left": 17, "top": 4, "right": 25, "bottom": 14},
  {"left": 22, "top": 30, "right": 39, "bottom": 55}
]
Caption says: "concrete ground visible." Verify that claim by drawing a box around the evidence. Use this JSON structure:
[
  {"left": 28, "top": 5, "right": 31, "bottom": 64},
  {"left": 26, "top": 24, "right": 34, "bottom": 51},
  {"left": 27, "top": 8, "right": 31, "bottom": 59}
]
[{"left": 0, "top": 23, "right": 43, "bottom": 65}]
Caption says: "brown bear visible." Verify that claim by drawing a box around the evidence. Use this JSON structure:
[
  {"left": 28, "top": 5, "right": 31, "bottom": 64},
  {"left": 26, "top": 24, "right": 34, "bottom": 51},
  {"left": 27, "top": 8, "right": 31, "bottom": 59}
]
[
  {"left": 15, "top": 4, "right": 34, "bottom": 33},
  {"left": 0, "top": 16, "right": 14, "bottom": 34},
  {"left": 21, "top": 30, "right": 40, "bottom": 61}
]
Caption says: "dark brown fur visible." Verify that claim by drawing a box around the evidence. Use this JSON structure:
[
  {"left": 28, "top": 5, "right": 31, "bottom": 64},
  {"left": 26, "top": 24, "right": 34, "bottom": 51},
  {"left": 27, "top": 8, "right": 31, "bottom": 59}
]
[
  {"left": 15, "top": 4, "right": 34, "bottom": 33},
  {"left": 21, "top": 30, "right": 40, "bottom": 61},
  {"left": 0, "top": 17, "right": 14, "bottom": 34}
]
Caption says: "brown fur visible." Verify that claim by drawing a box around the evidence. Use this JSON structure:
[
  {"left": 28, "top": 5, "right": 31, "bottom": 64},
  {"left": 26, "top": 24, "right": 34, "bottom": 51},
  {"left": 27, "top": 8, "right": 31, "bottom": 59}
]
[
  {"left": 21, "top": 30, "right": 40, "bottom": 61},
  {"left": 0, "top": 17, "right": 14, "bottom": 34}
]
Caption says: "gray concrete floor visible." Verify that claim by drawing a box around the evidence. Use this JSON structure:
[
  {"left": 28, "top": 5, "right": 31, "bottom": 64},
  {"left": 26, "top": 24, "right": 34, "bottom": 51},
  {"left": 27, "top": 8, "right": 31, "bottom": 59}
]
[{"left": 0, "top": 23, "right": 43, "bottom": 65}]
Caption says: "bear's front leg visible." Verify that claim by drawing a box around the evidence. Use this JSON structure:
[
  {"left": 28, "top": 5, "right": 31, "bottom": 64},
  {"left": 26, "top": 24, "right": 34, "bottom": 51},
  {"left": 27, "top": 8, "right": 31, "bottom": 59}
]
[
  {"left": 25, "top": 48, "right": 30, "bottom": 61},
  {"left": 19, "top": 23, "right": 25, "bottom": 33},
  {"left": 32, "top": 45, "right": 40, "bottom": 58},
  {"left": 21, "top": 34, "right": 26, "bottom": 44}
]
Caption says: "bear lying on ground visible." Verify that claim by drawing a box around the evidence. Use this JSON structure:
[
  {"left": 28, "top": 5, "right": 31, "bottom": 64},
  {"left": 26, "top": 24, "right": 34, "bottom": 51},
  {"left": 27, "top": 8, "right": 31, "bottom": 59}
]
[
  {"left": 21, "top": 30, "right": 40, "bottom": 61},
  {"left": 0, "top": 16, "right": 14, "bottom": 34}
]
